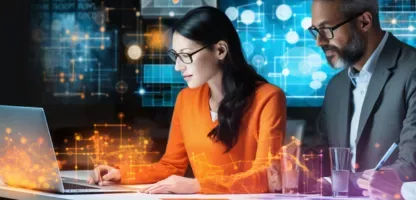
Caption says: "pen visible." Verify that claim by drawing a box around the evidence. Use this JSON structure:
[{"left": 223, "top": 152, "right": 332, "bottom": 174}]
[{"left": 374, "top": 138, "right": 400, "bottom": 171}]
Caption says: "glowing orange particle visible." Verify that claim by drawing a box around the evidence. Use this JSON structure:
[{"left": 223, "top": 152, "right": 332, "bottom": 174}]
[
  {"left": 20, "top": 137, "right": 27, "bottom": 144},
  {"left": 118, "top": 112, "right": 125, "bottom": 119},
  {"left": 29, "top": 182, "right": 36, "bottom": 189},
  {"left": 38, "top": 137, "right": 44, "bottom": 144},
  {"left": 5, "top": 127, "right": 12, "bottom": 134},
  {"left": 354, "top": 163, "right": 360, "bottom": 170},
  {"left": 38, "top": 176, "right": 45, "bottom": 183},
  {"left": 147, "top": 30, "right": 164, "bottom": 49}
]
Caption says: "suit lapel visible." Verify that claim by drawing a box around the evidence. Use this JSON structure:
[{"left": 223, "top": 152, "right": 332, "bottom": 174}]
[
  {"left": 356, "top": 33, "right": 401, "bottom": 144},
  {"left": 336, "top": 69, "right": 353, "bottom": 147}
]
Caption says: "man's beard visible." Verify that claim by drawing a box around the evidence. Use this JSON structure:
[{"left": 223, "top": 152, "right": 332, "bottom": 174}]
[{"left": 322, "top": 29, "right": 366, "bottom": 69}]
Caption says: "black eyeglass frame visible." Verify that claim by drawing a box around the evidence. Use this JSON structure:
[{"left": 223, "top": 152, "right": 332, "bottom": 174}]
[
  {"left": 167, "top": 45, "right": 208, "bottom": 64},
  {"left": 308, "top": 12, "right": 365, "bottom": 40}
]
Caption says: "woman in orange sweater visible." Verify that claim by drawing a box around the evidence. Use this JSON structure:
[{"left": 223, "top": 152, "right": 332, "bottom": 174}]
[{"left": 88, "top": 6, "right": 286, "bottom": 194}]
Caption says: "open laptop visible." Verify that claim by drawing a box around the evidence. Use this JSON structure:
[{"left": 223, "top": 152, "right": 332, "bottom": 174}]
[{"left": 0, "top": 105, "right": 137, "bottom": 194}]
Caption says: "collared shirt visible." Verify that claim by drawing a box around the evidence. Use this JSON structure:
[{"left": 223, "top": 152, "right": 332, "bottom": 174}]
[
  {"left": 348, "top": 32, "right": 389, "bottom": 172},
  {"left": 402, "top": 182, "right": 416, "bottom": 200}
]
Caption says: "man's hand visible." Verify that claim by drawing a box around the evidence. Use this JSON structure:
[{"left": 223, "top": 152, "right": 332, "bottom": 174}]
[
  {"left": 87, "top": 165, "right": 121, "bottom": 186},
  {"left": 357, "top": 168, "right": 404, "bottom": 200},
  {"left": 139, "top": 175, "right": 201, "bottom": 194}
]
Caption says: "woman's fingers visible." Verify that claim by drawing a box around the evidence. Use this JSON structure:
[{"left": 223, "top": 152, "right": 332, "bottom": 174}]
[
  {"left": 147, "top": 185, "right": 171, "bottom": 194},
  {"left": 99, "top": 180, "right": 116, "bottom": 186},
  {"left": 144, "top": 183, "right": 171, "bottom": 194}
]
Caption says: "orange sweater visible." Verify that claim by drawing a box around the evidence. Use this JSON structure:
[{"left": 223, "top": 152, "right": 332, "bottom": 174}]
[{"left": 123, "top": 83, "right": 286, "bottom": 194}]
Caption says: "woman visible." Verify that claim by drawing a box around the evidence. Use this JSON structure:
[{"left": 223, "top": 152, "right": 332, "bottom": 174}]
[{"left": 88, "top": 6, "right": 286, "bottom": 194}]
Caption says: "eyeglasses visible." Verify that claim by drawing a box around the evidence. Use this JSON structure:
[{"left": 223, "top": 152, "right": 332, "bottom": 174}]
[
  {"left": 308, "top": 12, "right": 364, "bottom": 40},
  {"left": 167, "top": 45, "right": 208, "bottom": 64}
]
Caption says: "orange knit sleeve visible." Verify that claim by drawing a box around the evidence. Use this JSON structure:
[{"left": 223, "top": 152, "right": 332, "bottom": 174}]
[
  {"left": 197, "top": 90, "right": 286, "bottom": 194},
  {"left": 121, "top": 91, "right": 189, "bottom": 184}
]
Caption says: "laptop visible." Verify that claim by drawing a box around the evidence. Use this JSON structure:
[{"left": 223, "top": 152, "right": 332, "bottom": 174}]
[{"left": 0, "top": 105, "right": 137, "bottom": 194}]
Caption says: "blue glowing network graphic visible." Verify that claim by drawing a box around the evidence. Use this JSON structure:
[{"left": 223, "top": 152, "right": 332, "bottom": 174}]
[{"left": 31, "top": 0, "right": 416, "bottom": 107}]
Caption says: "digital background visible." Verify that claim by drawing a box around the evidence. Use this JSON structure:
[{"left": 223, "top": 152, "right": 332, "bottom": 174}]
[
  {"left": 0, "top": 0, "right": 411, "bottom": 171},
  {"left": 29, "top": 0, "right": 416, "bottom": 108}
]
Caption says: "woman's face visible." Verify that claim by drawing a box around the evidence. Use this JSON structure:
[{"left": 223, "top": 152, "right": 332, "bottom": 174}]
[{"left": 171, "top": 32, "right": 223, "bottom": 89}]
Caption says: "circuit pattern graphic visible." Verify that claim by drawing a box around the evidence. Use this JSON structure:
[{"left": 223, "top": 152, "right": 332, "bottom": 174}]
[
  {"left": 30, "top": 0, "right": 416, "bottom": 107},
  {"left": 138, "top": 0, "right": 416, "bottom": 107}
]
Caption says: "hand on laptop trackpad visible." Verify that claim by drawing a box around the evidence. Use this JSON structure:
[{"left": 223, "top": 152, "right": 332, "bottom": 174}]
[{"left": 87, "top": 170, "right": 119, "bottom": 186}]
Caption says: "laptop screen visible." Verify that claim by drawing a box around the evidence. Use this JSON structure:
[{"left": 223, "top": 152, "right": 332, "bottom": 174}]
[{"left": 0, "top": 106, "right": 64, "bottom": 193}]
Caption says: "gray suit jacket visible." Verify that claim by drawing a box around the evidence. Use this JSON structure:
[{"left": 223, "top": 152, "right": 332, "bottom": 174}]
[{"left": 317, "top": 32, "right": 416, "bottom": 181}]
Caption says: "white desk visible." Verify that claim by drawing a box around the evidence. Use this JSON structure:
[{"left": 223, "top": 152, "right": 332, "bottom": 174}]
[{"left": 0, "top": 170, "right": 369, "bottom": 200}]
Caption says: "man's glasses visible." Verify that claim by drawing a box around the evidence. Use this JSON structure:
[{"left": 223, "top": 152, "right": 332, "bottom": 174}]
[
  {"left": 167, "top": 45, "right": 208, "bottom": 64},
  {"left": 308, "top": 12, "right": 364, "bottom": 40}
]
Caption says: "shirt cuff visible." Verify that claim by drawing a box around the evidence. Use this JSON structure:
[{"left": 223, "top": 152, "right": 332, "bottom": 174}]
[{"left": 401, "top": 182, "right": 416, "bottom": 200}]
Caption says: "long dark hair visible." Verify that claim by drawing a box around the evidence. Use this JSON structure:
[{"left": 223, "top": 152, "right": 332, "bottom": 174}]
[{"left": 172, "top": 6, "right": 268, "bottom": 152}]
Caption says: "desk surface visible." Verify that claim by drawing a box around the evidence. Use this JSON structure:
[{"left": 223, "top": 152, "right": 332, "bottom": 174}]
[{"left": 0, "top": 170, "right": 369, "bottom": 200}]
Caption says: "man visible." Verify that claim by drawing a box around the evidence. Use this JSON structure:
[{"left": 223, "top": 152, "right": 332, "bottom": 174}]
[
  {"left": 357, "top": 168, "right": 416, "bottom": 200},
  {"left": 310, "top": 0, "right": 416, "bottom": 195}
]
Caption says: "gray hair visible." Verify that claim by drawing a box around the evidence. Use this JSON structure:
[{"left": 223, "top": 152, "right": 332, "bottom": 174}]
[{"left": 316, "top": 0, "right": 380, "bottom": 28}]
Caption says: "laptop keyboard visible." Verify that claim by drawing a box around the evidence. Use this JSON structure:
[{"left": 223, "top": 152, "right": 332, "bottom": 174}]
[{"left": 63, "top": 182, "right": 100, "bottom": 190}]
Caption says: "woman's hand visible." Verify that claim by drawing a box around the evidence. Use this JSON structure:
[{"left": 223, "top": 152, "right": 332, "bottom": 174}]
[
  {"left": 140, "top": 175, "right": 201, "bottom": 194},
  {"left": 87, "top": 165, "right": 121, "bottom": 186}
]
